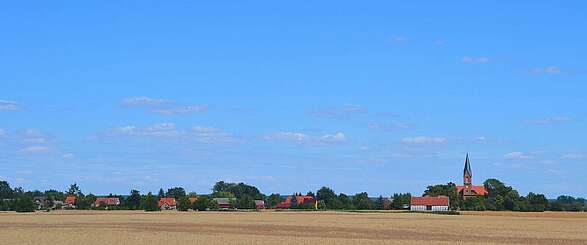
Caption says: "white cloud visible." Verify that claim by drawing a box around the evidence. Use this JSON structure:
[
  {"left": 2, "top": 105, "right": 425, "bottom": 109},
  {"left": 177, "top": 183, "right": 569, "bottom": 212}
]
[
  {"left": 561, "top": 153, "right": 585, "bottom": 160},
  {"left": 392, "top": 36, "right": 408, "bottom": 43},
  {"left": 101, "top": 123, "right": 241, "bottom": 144},
  {"left": 530, "top": 116, "right": 571, "bottom": 125},
  {"left": 122, "top": 96, "right": 168, "bottom": 106},
  {"left": 531, "top": 66, "right": 561, "bottom": 74},
  {"left": 19, "top": 146, "right": 53, "bottom": 154},
  {"left": 0, "top": 100, "right": 20, "bottom": 111},
  {"left": 0, "top": 129, "right": 5, "bottom": 137},
  {"left": 368, "top": 122, "right": 413, "bottom": 130},
  {"left": 319, "top": 132, "right": 346, "bottom": 143},
  {"left": 152, "top": 105, "right": 208, "bottom": 115},
  {"left": 401, "top": 136, "right": 446, "bottom": 144},
  {"left": 263, "top": 131, "right": 346, "bottom": 145},
  {"left": 62, "top": 153, "right": 75, "bottom": 159},
  {"left": 504, "top": 151, "right": 532, "bottom": 160},
  {"left": 309, "top": 105, "right": 367, "bottom": 119},
  {"left": 462, "top": 56, "right": 489, "bottom": 63}
]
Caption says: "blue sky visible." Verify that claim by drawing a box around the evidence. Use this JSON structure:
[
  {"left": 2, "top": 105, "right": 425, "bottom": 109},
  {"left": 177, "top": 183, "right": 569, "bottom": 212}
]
[{"left": 1, "top": 1, "right": 586, "bottom": 197}]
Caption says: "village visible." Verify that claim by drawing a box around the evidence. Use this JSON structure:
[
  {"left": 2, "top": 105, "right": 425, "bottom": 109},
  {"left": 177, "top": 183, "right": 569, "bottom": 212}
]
[{"left": 4, "top": 154, "right": 584, "bottom": 213}]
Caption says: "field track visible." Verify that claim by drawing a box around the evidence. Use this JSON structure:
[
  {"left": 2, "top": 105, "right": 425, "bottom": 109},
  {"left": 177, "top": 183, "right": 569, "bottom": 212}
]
[{"left": 1, "top": 210, "right": 587, "bottom": 244}]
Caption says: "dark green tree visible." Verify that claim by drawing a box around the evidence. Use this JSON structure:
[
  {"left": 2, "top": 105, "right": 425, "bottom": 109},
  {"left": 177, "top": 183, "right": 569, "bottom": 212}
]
[
  {"left": 391, "top": 193, "right": 411, "bottom": 209},
  {"left": 265, "top": 193, "right": 282, "bottom": 208},
  {"left": 167, "top": 187, "right": 186, "bottom": 200},
  {"left": 375, "top": 196, "right": 385, "bottom": 210},
  {"left": 67, "top": 183, "right": 83, "bottom": 197},
  {"left": 15, "top": 196, "right": 35, "bottom": 213},
  {"left": 0, "top": 181, "right": 14, "bottom": 199},
  {"left": 192, "top": 196, "right": 211, "bottom": 211},
  {"left": 316, "top": 187, "right": 337, "bottom": 209},
  {"left": 177, "top": 197, "right": 191, "bottom": 211},
  {"left": 157, "top": 188, "right": 165, "bottom": 198},
  {"left": 237, "top": 194, "right": 256, "bottom": 209},
  {"left": 126, "top": 190, "right": 142, "bottom": 210},
  {"left": 144, "top": 192, "right": 159, "bottom": 211},
  {"left": 352, "top": 192, "right": 373, "bottom": 210}
]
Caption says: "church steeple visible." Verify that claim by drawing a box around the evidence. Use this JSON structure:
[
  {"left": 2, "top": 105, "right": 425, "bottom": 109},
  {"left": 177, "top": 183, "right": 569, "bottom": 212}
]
[
  {"left": 463, "top": 153, "right": 472, "bottom": 178},
  {"left": 463, "top": 153, "right": 472, "bottom": 186}
]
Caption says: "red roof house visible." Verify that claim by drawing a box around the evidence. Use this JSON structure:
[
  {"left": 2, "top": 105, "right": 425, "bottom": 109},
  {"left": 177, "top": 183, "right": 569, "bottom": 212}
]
[
  {"left": 410, "top": 196, "right": 450, "bottom": 212},
  {"left": 158, "top": 197, "right": 177, "bottom": 210},
  {"left": 94, "top": 197, "right": 121, "bottom": 207},
  {"left": 275, "top": 195, "right": 316, "bottom": 209}
]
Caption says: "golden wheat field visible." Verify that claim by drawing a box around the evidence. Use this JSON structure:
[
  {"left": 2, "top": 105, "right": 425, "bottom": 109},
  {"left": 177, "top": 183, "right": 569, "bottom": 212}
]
[{"left": 1, "top": 210, "right": 587, "bottom": 245}]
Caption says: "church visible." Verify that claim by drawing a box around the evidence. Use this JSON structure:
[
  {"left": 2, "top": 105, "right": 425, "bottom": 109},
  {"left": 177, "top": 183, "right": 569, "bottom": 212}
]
[{"left": 456, "top": 154, "right": 487, "bottom": 199}]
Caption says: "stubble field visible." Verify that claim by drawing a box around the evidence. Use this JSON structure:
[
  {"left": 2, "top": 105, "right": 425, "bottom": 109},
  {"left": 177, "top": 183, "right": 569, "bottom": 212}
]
[{"left": 1, "top": 210, "right": 587, "bottom": 245}]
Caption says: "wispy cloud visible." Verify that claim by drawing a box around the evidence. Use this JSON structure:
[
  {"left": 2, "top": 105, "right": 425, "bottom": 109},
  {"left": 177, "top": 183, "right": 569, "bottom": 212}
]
[
  {"left": 263, "top": 131, "right": 346, "bottom": 145},
  {"left": 529, "top": 116, "right": 571, "bottom": 125},
  {"left": 391, "top": 36, "right": 408, "bottom": 43},
  {"left": 401, "top": 136, "right": 446, "bottom": 144},
  {"left": 0, "top": 100, "right": 20, "bottom": 111},
  {"left": 461, "top": 56, "right": 489, "bottom": 63},
  {"left": 561, "top": 153, "right": 585, "bottom": 160},
  {"left": 62, "top": 153, "right": 75, "bottom": 159},
  {"left": 121, "top": 96, "right": 169, "bottom": 106},
  {"left": 504, "top": 151, "right": 532, "bottom": 160},
  {"left": 19, "top": 146, "right": 53, "bottom": 154},
  {"left": 531, "top": 66, "right": 561, "bottom": 74},
  {"left": 309, "top": 105, "right": 367, "bottom": 119},
  {"left": 368, "top": 122, "right": 414, "bottom": 130},
  {"left": 98, "top": 123, "right": 241, "bottom": 144},
  {"left": 152, "top": 105, "right": 208, "bottom": 115}
]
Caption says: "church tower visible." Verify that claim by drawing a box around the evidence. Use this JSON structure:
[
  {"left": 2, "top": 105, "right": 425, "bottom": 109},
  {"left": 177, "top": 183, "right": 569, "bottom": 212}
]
[{"left": 462, "top": 153, "right": 474, "bottom": 197}]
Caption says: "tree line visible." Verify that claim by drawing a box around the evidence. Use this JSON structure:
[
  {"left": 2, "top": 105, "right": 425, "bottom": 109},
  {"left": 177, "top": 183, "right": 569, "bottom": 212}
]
[{"left": 0, "top": 179, "right": 584, "bottom": 212}]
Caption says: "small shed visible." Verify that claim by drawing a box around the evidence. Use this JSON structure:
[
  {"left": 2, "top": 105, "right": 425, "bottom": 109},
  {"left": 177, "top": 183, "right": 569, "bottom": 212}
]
[
  {"left": 410, "top": 196, "right": 450, "bottom": 212},
  {"left": 158, "top": 197, "right": 177, "bottom": 210}
]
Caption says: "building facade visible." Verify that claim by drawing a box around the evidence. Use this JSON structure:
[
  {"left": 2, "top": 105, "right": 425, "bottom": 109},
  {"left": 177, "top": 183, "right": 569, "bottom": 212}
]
[{"left": 410, "top": 196, "right": 450, "bottom": 212}]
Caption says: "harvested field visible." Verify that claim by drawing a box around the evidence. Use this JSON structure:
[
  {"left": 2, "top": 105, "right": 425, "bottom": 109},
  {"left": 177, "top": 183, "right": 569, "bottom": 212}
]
[{"left": 1, "top": 210, "right": 586, "bottom": 244}]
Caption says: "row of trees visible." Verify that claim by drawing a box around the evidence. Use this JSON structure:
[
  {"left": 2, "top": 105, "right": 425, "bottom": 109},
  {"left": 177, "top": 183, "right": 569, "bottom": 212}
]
[
  {"left": 1, "top": 179, "right": 585, "bottom": 212},
  {"left": 423, "top": 179, "right": 585, "bottom": 212}
]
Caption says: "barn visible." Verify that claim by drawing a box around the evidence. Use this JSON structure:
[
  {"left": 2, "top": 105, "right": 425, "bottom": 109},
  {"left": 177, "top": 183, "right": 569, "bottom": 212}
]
[{"left": 410, "top": 196, "right": 450, "bottom": 212}]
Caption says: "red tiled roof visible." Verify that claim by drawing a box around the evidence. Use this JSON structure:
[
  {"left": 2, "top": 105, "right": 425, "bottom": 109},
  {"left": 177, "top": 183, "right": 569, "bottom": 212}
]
[
  {"left": 158, "top": 197, "right": 177, "bottom": 207},
  {"left": 95, "top": 197, "right": 120, "bottom": 206},
  {"left": 65, "top": 196, "right": 77, "bottom": 204},
  {"left": 456, "top": 185, "right": 488, "bottom": 196},
  {"left": 275, "top": 195, "right": 315, "bottom": 209},
  {"left": 411, "top": 196, "right": 449, "bottom": 206}
]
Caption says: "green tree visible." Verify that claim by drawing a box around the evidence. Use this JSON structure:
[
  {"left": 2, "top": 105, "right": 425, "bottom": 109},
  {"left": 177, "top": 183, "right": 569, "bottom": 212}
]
[
  {"left": 177, "top": 197, "right": 191, "bottom": 211},
  {"left": 67, "top": 183, "right": 83, "bottom": 197},
  {"left": 462, "top": 196, "right": 486, "bottom": 211},
  {"left": 0, "top": 181, "right": 14, "bottom": 199},
  {"left": 375, "top": 196, "right": 385, "bottom": 210},
  {"left": 144, "top": 192, "right": 159, "bottom": 211},
  {"left": 352, "top": 192, "right": 373, "bottom": 210},
  {"left": 526, "top": 192, "right": 548, "bottom": 212},
  {"left": 237, "top": 195, "right": 256, "bottom": 209},
  {"left": 391, "top": 193, "right": 411, "bottom": 210},
  {"left": 212, "top": 191, "right": 235, "bottom": 198},
  {"left": 265, "top": 193, "right": 282, "bottom": 208},
  {"left": 126, "top": 190, "right": 142, "bottom": 210},
  {"left": 167, "top": 187, "right": 186, "bottom": 200},
  {"left": 15, "top": 196, "right": 35, "bottom": 212},
  {"left": 192, "top": 196, "right": 211, "bottom": 211},
  {"left": 157, "top": 188, "right": 165, "bottom": 198},
  {"left": 337, "top": 193, "right": 354, "bottom": 210},
  {"left": 316, "top": 187, "right": 337, "bottom": 209}
]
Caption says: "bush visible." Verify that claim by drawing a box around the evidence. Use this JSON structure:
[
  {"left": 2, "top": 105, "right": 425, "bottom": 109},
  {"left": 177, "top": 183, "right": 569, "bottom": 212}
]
[{"left": 15, "top": 197, "right": 35, "bottom": 213}]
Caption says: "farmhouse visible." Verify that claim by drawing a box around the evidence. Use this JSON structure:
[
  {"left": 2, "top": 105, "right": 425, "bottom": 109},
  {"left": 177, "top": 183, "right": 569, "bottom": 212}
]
[
  {"left": 254, "top": 200, "right": 265, "bottom": 209},
  {"left": 213, "top": 198, "right": 235, "bottom": 209},
  {"left": 410, "top": 196, "right": 450, "bottom": 212},
  {"left": 158, "top": 197, "right": 177, "bottom": 210},
  {"left": 276, "top": 195, "right": 316, "bottom": 209},
  {"left": 64, "top": 196, "right": 77, "bottom": 208},
  {"left": 94, "top": 197, "right": 121, "bottom": 207},
  {"left": 457, "top": 154, "right": 488, "bottom": 199}
]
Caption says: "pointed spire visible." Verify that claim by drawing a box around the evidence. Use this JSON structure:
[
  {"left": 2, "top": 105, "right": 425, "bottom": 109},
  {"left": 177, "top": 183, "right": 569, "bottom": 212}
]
[{"left": 463, "top": 153, "right": 472, "bottom": 177}]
